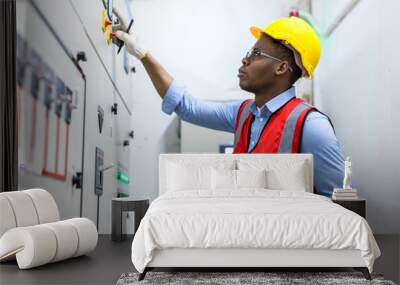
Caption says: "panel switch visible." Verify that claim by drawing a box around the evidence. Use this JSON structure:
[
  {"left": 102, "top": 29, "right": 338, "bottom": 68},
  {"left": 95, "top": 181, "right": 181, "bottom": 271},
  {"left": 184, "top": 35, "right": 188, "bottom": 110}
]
[
  {"left": 105, "top": 25, "right": 112, "bottom": 45},
  {"left": 101, "top": 10, "right": 112, "bottom": 32}
]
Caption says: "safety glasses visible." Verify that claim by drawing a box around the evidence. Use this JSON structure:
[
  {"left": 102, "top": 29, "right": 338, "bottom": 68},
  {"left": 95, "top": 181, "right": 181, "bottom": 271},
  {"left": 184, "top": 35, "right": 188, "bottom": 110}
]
[{"left": 244, "top": 48, "right": 293, "bottom": 72}]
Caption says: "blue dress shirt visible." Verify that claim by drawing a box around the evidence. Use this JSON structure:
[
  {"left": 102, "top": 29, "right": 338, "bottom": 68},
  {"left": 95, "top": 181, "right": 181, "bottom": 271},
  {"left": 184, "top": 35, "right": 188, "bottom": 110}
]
[{"left": 162, "top": 80, "right": 345, "bottom": 197}]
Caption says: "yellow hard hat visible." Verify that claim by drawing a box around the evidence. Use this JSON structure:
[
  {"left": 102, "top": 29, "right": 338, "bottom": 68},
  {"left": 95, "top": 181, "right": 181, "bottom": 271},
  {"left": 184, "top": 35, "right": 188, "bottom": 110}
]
[{"left": 250, "top": 16, "right": 321, "bottom": 78}]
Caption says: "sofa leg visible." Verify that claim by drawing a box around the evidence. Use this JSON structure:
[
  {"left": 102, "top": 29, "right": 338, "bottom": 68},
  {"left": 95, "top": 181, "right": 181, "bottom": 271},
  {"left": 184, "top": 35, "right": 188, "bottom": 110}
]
[
  {"left": 354, "top": 267, "right": 371, "bottom": 280},
  {"left": 138, "top": 268, "right": 148, "bottom": 281}
]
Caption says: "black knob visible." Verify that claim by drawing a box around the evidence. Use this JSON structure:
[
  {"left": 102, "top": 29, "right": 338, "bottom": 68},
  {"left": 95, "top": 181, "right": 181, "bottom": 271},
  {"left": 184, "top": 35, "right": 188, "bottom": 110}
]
[
  {"left": 111, "top": 103, "right": 118, "bottom": 115},
  {"left": 76, "top": 51, "right": 87, "bottom": 63},
  {"left": 72, "top": 172, "right": 82, "bottom": 189}
]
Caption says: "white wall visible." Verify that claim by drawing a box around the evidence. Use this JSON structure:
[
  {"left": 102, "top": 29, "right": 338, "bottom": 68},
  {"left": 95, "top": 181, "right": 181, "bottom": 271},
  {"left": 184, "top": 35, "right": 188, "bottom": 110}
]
[
  {"left": 312, "top": 0, "right": 400, "bottom": 233},
  {"left": 181, "top": 120, "right": 234, "bottom": 153},
  {"left": 129, "top": 0, "right": 311, "bottom": 200}
]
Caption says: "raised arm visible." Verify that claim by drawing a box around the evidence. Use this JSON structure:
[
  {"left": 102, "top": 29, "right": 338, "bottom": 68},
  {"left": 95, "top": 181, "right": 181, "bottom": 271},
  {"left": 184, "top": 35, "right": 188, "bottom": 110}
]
[
  {"left": 162, "top": 81, "right": 242, "bottom": 132},
  {"left": 141, "top": 53, "right": 173, "bottom": 98},
  {"left": 113, "top": 9, "right": 243, "bottom": 133},
  {"left": 113, "top": 8, "right": 172, "bottom": 98}
]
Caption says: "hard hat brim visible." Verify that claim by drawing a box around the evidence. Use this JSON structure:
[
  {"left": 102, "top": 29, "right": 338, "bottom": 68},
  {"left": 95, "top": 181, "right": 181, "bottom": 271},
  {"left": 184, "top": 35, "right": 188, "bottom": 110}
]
[
  {"left": 250, "top": 26, "right": 285, "bottom": 43},
  {"left": 250, "top": 26, "right": 263, "bottom": 39}
]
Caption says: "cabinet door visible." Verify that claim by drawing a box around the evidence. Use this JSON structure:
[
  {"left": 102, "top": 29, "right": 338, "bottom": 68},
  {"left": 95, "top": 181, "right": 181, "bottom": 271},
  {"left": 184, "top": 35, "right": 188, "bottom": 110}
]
[{"left": 17, "top": 0, "right": 84, "bottom": 219}]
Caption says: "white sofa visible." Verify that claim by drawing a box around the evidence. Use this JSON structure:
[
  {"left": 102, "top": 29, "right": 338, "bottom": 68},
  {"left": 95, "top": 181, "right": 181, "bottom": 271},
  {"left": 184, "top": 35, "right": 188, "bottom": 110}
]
[{"left": 0, "top": 189, "right": 98, "bottom": 269}]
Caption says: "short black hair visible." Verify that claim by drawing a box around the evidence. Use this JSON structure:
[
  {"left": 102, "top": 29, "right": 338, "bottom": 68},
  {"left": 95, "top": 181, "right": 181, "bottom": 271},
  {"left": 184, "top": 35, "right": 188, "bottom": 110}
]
[{"left": 270, "top": 38, "right": 303, "bottom": 85}]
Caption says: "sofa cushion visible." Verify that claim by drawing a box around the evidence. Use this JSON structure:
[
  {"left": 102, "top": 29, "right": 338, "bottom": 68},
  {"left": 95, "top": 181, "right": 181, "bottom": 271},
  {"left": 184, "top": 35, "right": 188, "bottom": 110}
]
[
  {"left": 42, "top": 221, "right": 79, "bottom": 262},
  {"left": 24, "top": 189, "right": 59, "bottom": 223},
  {"left": 0, "top": 196, "right": 17, "bottom": 237},
  {"left": 64, "top": 218, "right": 98, "bottom": 257},
  {"left": 0, "top": 225, "right": 57, "bottom": 269},
  {"left": 0, "top": 192, "right": 39, "bottom": 227},
  {"left": 0, "top": 218, "right": 97, "bottom": 269}
]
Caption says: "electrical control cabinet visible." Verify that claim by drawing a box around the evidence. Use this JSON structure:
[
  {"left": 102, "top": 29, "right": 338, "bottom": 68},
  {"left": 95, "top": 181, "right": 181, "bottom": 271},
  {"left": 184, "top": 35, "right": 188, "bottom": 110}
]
[
  {"left": 16, "top": 0, "right": 133, "bottom": 234},
  {"left": 16, "top": 0, "right": 85, "bottom": 219}
]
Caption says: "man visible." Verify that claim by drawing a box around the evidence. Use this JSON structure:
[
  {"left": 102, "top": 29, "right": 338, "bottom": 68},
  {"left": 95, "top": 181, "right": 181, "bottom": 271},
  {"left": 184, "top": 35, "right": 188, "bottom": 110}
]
[{"left": 113, "top": 10, "right": 345, "bottom": 197}]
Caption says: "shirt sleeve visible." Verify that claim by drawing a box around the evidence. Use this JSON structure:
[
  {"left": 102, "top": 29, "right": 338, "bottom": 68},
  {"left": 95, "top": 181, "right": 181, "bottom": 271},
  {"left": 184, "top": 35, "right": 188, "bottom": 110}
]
[
  {"left": 162, "top": 80, "right": 243, "bottom": 133},
  {"left": 300, "top": 111, "right": 345, "bottom": 197}
]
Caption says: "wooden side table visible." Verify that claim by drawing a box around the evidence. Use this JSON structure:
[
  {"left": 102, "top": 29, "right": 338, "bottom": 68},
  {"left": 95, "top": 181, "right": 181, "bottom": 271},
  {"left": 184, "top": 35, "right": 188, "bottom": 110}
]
[
  {"left": 332, "top": 198, "right": 366, "bottom": 218},
  {"left": 112, "top": 197, "right": 149, "bottom": 242}
]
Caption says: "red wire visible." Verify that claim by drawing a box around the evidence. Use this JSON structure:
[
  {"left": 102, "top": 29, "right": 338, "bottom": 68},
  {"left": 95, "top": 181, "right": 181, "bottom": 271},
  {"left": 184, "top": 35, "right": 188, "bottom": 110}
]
[
  {"left": 42, "top": 115, "right": 69, "bottom": 181},
  {"left": 63, "top": 124, "right": 69, "bottom": 178},
  {"left": 29, "top": 98, "right": 37, "bottom": 162},
  {"left": 55, "top": 116, "right": 60, "bottom": 173},
  {"left": 42, "top": 109, "right": 50, "bottom": 172}
]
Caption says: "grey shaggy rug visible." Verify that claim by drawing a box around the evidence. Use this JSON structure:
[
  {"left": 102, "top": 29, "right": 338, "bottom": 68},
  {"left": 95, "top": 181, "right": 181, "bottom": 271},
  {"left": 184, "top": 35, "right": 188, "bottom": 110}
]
[{"left": 116, "top": 271, "right": 396, "bottom": 285}]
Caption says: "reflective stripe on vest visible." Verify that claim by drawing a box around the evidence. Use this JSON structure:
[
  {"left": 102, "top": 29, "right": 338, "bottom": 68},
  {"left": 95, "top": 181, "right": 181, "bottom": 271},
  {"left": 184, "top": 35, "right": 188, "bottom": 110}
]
[
  {"left": 233, "top": 101, "right": 253, "bottom": 147},
  {"left": 278, "top": 102, "right": 311, "bottom": 153}
]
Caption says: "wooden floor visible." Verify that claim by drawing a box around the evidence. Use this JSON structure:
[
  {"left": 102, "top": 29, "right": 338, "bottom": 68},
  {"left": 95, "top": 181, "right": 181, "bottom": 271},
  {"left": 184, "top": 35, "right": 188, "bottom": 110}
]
[{"left": 0, "top": 235, "right": 398, "bottom": 284}]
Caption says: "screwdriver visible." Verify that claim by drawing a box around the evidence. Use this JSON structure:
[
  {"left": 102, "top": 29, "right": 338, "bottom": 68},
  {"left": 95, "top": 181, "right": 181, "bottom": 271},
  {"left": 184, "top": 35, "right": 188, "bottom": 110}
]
[{"left": 117, "top": 19, "right": 134, "bottom": 54}]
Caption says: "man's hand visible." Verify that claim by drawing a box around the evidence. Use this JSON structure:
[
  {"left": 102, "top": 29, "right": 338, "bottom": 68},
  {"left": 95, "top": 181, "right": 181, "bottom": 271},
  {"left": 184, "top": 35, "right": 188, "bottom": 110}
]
[
  {"left": 112, "top": 8, "right": 172, "bottom": 97},
  {"left": 112, "top": 8, "right": 147, "bottom": 60}
]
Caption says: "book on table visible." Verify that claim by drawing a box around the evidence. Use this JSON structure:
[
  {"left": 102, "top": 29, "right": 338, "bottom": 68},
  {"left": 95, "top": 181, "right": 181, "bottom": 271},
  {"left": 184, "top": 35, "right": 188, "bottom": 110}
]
[{"left": 332, "top": 188, "right": 359, "bottom": 200}]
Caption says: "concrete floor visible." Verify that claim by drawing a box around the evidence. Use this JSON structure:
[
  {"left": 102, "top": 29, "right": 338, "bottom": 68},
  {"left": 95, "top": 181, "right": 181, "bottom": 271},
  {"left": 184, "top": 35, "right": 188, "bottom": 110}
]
[
  {"left": 1, "top": 235, "right": 399, "bottom": 285},
  {"left": 0, "top": 235, "right": 134, "bottom": 285},
  {"left": 374, "top": 234, "right": 400, "bottom": 284}
]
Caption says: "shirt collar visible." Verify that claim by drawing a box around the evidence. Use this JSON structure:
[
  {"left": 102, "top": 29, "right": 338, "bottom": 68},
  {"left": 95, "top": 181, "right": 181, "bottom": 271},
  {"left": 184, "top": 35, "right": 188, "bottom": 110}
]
[{"left": 250, "top": 86, "right": 296, "bottom": 117}]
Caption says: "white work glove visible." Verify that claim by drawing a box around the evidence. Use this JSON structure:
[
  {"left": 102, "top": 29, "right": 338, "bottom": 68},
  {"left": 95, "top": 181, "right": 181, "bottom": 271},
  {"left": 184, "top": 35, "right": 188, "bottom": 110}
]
[{"left": 112, "top": 8, "right": 148, "bottom": 60}]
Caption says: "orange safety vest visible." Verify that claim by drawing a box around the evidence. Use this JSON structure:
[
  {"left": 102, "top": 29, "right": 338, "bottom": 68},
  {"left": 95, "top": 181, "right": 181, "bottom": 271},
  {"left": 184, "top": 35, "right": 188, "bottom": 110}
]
[{"left": 233, "top": 97, "right": 327, "bottom": 153}]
